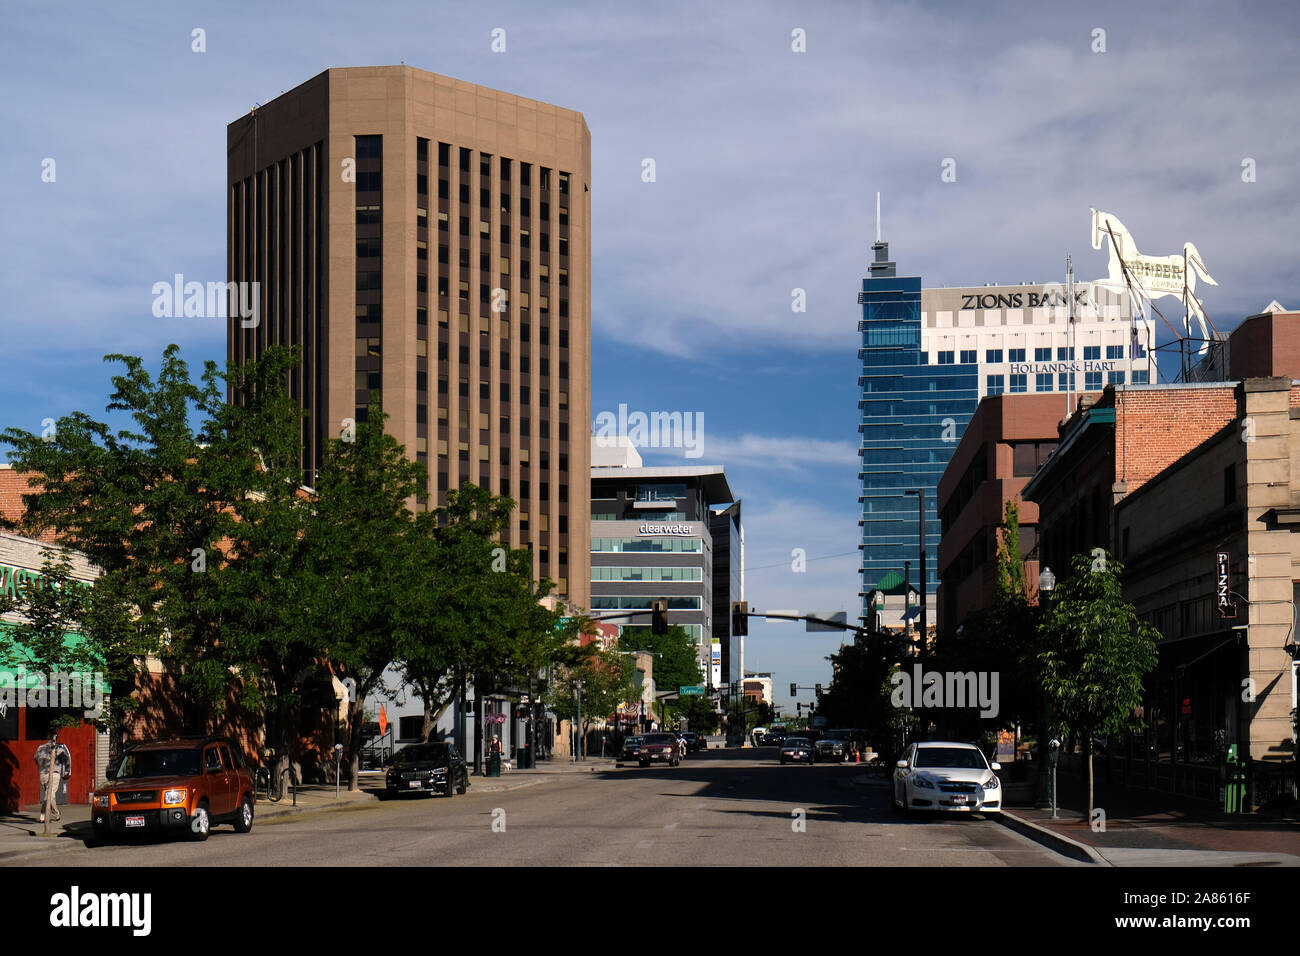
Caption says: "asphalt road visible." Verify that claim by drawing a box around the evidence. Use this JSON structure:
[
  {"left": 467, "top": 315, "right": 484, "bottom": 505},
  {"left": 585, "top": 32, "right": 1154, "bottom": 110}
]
[{"left": 16, "top": 749, "right": 1067, "bottom": 867}]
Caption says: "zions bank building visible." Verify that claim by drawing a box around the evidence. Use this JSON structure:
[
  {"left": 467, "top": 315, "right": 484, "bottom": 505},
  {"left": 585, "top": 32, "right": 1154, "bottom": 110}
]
[{"left": 857, "top": 239, "right": 1149, "bottom": 626}]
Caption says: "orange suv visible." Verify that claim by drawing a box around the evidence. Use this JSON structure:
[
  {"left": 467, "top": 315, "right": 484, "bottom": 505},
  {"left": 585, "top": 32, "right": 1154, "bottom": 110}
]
[{"left": 91, "top": 736, "right": 256, "bottom": 843}]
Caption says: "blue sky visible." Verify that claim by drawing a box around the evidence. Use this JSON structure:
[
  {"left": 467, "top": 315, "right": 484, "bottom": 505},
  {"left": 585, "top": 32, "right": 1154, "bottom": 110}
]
[{"left": 3, "top": 1, "right": 1298, "bottom": 712}]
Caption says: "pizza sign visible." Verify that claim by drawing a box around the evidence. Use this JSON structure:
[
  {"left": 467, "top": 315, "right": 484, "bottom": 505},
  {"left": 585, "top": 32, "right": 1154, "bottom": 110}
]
[{"left": 1216, "top": 552, "right": 1236, "bottom": 619}]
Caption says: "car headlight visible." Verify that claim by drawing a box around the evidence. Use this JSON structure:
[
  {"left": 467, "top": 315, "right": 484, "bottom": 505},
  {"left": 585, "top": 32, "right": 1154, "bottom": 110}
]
[
  {"left": 162, "top": 788, "right": 187, "bottom": 805},
  {"left": 94, "top": 795, "right": 110, "bottom": 808},
  {"left": 913, "top": 776, "right": 936, "bottom": 789},
  {"left": 982, "top": 776, "right": 1000, "bottom": 791}
]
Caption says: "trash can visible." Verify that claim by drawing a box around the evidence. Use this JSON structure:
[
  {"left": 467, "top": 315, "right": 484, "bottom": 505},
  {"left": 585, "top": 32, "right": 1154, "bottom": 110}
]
[{"left": 487, "top": 753, "right": 501, "bottom": 778}]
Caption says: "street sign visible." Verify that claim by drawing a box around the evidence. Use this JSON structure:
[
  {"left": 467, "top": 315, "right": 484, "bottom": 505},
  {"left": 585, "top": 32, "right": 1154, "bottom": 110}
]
[
  {"left": 806, "top": 611, "right": 848, "bottom": 632},
  {"left": 679, "top": 685, "right": 706, "bottom": 696}
]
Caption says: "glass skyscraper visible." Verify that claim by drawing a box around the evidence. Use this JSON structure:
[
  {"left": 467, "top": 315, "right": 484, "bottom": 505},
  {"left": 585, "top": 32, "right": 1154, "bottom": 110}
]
[{"left": 858, "top": 241, "right": 977, "bottom": 622}]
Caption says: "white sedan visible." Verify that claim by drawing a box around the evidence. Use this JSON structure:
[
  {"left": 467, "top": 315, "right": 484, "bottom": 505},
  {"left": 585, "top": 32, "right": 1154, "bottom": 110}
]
[{"left": 892, "top": 741, "right": 1002, "bottom": 815}]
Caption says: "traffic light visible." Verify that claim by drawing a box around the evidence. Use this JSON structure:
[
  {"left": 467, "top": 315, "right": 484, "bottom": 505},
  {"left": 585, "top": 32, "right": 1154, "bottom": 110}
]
[
  {"left": 815, "top": 683, "right": 822, "bottom": 696},
  {"left": 790, "top": 682, "right": 797, "bottom": 697},
  {"left": 651, "top": 598, "right": 668, "bottom": 634},
  {"left": 732, "top": 601, "right": 748, "bottom": 636},
  {"left": 796, "top": 702, "right": 802, "bottom": 715}
]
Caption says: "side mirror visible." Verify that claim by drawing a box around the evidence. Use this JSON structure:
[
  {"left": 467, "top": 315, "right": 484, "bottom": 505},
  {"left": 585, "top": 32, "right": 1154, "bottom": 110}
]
[
  {"left": 895, "top": 759, "right": 908, "bottom": 769},
  {"left": 104, "top": 764, "right": 116, "bottom": 780},
  {"left": 990, "top": 762, "right": 1001, "bottom": 771}
]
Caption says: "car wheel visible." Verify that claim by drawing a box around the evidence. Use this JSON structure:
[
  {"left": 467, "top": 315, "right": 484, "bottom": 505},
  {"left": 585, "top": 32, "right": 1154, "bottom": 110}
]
[
  {"left": 233, "top": 795, "right": 254, "bottom": 833},
  {"left": 780, "top": 757, "right": 787, "bottom": 765},
  {"left": 189, "top": 802, "right": 210, "bottom": 842},
  {"left": 444, "top": 779, "right": 454, "bottom": 797},
  {"left": 639, "top": 759, "right": 650, "bottom": 768}
]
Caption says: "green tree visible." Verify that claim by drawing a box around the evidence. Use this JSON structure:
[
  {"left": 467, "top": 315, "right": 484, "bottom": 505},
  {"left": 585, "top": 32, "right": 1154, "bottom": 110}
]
[
  {"left": 300, "top": 404, "right": 425, "bottom": 790},
  {"left": 2, "top": 345, "right": 324, "bottom": 769},
  {"left": 617, "top": 624, "right": 701, "bottom": 725},
  {"left": 1035, "top": 551, "right": 1160, "bottom": 818},
  {"left": 548, "top": 642, "right": 636, "bottom": 738},
  {"left": 0, "top": 553, "right": 147, "bottom": 742}
]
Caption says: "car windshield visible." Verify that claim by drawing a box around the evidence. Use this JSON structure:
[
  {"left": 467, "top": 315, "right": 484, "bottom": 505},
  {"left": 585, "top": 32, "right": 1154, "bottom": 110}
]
[
  {"left": 914, "top": 747, "right": 988, "bottom": 770},
  {"left": 826, "top": 731, "right": 852, "bottom": 741},
  {"left": 116, "top": 749, "right": 201, "bottom": 778},
  {"left": 396, "top": 745, "right": 449, "bottom": 764},
  {"left": 785, "top": 738, "right": 810, "bottom": 748},
  {"left": 645, "top": 734, "right": 676, "bottom": 743}
]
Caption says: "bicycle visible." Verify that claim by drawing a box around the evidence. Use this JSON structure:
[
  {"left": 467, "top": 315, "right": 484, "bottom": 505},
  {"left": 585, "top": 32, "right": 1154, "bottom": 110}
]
[{"left": 254, "top": 763, "right": 299, "bottom": 803}]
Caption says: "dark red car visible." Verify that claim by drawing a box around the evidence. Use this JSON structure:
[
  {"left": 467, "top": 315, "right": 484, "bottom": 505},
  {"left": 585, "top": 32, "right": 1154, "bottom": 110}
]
[{"left": 637, "top": 733, "right": 683, "bottom": 767}]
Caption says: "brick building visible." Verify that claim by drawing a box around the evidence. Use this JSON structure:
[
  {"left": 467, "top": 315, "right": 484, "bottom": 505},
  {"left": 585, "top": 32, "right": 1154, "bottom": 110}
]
[
  {"left": 1023, "top": 381, "right": 1300, "bottom": 806},
  {"left": 936, "top": 392, "right": 1095, "bottom": 632},
  {"left": 1023, "top": 384, "right": 1239, "bottom": 578},
  {"left": 1108, "top": 377, "right": 1299, "bottom": 805}
]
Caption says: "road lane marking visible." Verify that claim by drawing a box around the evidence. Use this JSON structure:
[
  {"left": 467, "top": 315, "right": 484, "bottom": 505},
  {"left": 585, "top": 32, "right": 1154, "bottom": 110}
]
[{"left": 664, "top": 823, "right": 678, "bottom": 830}]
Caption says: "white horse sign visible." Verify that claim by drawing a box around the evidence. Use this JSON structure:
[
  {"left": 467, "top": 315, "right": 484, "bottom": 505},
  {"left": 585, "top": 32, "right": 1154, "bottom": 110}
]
[{"left": 1090, "top": 208, "right": 1218, "bottom": 349}]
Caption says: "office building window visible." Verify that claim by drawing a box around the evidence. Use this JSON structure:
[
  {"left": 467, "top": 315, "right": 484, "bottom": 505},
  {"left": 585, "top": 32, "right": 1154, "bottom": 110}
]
[
  {"left": 1132, "top": 369, "right": 1150, "bottom": 384},
  {"left": 986, "top": 349, "right": 1003, "bottom": 364},
  {"left": 1058, "top": 372, "right": 1075, "bottom": 391},
  {"left": 1083, "top": 345, "right": 1100, "bottom": 361},
  {"left": 986, "top": 375, "right": 1005, "bottom": 395},
  {"left": 937, "top": 351, "right": 955, "bottom": 364},
  {"left": 1009, "top": 374, "right": 1027, "bottom": 393},
  {"left": 1056, "top": 347, "right": 1075, "bottom": 361},
  {"left": 1035, "top": 373, "right": 1053, "bottom": 392},
  {"left": 1108, "top": 371, "right": 1126, "bottom": 385},
  {"left": 959, "top": 349, "right": 977, "bottom": 364},
  {"left": 1106, "top": 345, "right": 1124, "bottom": 360},
  {"left": 1034, "top": 347, "right": 1051, "bottom": 362},
  {"left": 1085, "top": 371, "right": 1102, "bottom": 390},
  {"left": 1008, "top": 348, "right": 1026, "bottom": 363}
]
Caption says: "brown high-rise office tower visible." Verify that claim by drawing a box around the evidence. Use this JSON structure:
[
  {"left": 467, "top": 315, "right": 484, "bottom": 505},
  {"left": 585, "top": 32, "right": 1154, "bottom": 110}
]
[{"left": 226, "top": 66, "right": 590, "bottom": 606}]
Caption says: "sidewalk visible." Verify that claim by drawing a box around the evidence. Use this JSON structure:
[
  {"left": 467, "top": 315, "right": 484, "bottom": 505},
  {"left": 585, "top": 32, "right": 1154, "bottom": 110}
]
[{"left": 999, "top": 772, "right": 1300, "bottom": 867}]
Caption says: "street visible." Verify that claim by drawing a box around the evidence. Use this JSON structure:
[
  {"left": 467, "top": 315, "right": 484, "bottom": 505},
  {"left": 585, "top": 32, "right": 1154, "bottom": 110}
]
[{"left": 14, "top": 749, "right": 1066, "bottom": 867}]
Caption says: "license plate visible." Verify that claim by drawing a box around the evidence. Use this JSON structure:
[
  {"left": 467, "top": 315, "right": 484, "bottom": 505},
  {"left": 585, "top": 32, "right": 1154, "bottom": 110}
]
[
  {"left": 408, "top": 780, "right": 421, "bottom": 788},
  {"left": 950, "top": 795, "right": 968, "bottom": 804},
  {"left": 125, "top": 816, "right": 146, "bottom": 828}
]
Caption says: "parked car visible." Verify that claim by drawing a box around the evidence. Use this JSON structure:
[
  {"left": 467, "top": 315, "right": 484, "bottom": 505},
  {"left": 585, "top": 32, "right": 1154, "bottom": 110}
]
[
  {"left": 619, "top": 735, "right": 646, "bottom": 763},
  {"left": 90, "top": 736, "right": 255, "bottom": 843},
  {"left": 780, "top": 737, "right": 814, "bottom": 765},
  {"left": 384, "top": 742, "right": 469, "bottom": 797},
  {"left": 892, "top": 741, "right": 1002, "bottom": 815},
  {"left": 638, "top": 732, "right": 683, "bottom": 767},
  {"left": 815, "top": 729, "right": 859, "bottom": 763}
]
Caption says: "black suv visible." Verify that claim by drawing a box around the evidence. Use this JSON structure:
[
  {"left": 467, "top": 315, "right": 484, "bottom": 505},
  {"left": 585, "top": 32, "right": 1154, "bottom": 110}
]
[{"left": 384, "top": 742, "right": 469, "bottom": 797}]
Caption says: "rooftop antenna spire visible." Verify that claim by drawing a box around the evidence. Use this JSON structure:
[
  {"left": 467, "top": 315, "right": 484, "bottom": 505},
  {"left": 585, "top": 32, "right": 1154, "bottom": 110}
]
[{"left": 876, "top": 192, "right": 881, "bottom": 242}]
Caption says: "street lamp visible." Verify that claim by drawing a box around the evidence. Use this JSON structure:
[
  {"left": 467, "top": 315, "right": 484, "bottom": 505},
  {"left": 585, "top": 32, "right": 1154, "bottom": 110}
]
[
  {"left": 1036, "top": 566, "right": 1056, "bottom": 809},
  {"left": 904, "top": 489, "right": 927, "bottom": 653},
  {"left": 1038, "top": 566, "right": 1056, "bottom": 597}
]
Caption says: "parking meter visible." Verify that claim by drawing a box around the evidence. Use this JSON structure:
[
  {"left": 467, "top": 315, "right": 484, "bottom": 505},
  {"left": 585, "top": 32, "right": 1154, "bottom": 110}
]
[
  {"left": 334, "top": 743, "right": 343, "bottom": 798},
  {"left": 1048, "top": 739, "right": 1061, "bottom": 818}
]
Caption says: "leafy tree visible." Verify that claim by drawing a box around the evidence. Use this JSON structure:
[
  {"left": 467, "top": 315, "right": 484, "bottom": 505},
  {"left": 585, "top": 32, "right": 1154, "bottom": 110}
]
[
  {"left": 0, "top": 553, "right": 146, "bottom": 742},
  {"left": 299, "top": 404, "right": 425, "bottom": 790},
  {"left": 1035, "top": 551, "right": 1160, "bottom": 818},
  {"left": 548, "top": 642, "right": 636, "bottom": 738},
  {"left": 2, "top": 345, "right": 323, "bottom": 770},
  {"left": 393, "top": 483, "right": 585, "bottom": 769},
  {"left": 617, "top": 624, "right": 701, "bottom": 726}
]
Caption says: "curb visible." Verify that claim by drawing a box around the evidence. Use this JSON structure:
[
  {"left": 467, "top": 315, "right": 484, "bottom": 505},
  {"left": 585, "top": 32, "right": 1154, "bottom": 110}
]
[
  {"left": 997, "top": 809, "right": 1110, "bottom": 865},
  {"left": 0, "top": 832, "right": 88, "bottom": 864}
]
